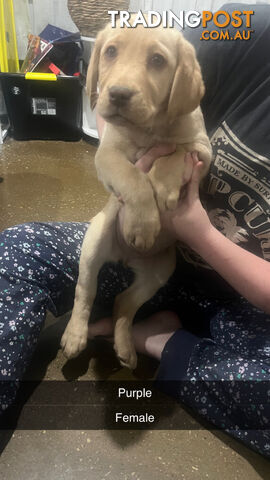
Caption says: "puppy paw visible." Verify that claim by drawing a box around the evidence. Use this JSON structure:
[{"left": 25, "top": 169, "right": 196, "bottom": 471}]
[
  {"left": 123, "top": 206, "right": 160, "bottom": 251},
  {"left": 114, "top": 340, "right": 137, "bottom": 370},
  {"left": 61, "top": 320, "right": 88, "bottom": 359},
  {"left": 158, "top": 186, "right": 180, "bottom": 211},
  {"left": 149, "top": 176, "right": 181, "bottom": 212}
]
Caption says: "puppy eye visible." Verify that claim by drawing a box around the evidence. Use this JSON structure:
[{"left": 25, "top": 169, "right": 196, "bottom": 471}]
[
  {"left": 149, "top": 53, "right": 166, "bottom": 68},
  {"left": 105, "top": 45, "right": 117, "bottom": 58}
]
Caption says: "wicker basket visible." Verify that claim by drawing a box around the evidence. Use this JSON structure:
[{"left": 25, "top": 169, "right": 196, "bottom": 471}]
[{"left": 68, "top": 0, "right": 130, "bottom": 37}]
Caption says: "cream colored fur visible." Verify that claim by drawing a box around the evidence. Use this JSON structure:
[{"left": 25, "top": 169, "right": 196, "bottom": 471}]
[{"left": 61, "top": 21, "right": 212, "bottom": 369}]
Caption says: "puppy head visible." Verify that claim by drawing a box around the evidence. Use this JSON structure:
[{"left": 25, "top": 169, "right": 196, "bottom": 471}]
[{"left": 86, "top": 22, "right": 204, "bottom": 127}]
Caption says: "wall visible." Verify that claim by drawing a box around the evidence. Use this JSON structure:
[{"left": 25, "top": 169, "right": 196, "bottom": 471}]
[
  {"left": 14, "top": 0, "right": 270, "bottom": 59},
  {"left": 14, "top": 0, "right": 77, "bottom": 59},
  {"left": 27, "top": 0, "right": 77, "bottom": 35},
  {"left": 129, "top": 0, "right": 269, "bottom": 12}
]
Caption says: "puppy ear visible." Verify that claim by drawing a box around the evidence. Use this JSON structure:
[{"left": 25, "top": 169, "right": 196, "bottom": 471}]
[
  {"left": 168, "top": 36, "right": 205, "bottom": 121},
  {"left": 86, "top": 29, "right": 106, "bottom": 110}
]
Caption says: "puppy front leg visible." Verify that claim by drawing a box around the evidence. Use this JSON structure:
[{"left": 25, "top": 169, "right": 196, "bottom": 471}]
[
  {"left": 95, "top": 144, "right": 160, "bottom": 251},
  {"left": 148, "top": 145, "right": 211, "bottom": 212},
  {"left": 148, "top": 147, "right": 188, "bottom": 212}
]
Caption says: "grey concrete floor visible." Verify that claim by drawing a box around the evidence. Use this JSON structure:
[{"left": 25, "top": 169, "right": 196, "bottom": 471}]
[{"left": 0, "top": 137, "right": 270, "bottom": 479}]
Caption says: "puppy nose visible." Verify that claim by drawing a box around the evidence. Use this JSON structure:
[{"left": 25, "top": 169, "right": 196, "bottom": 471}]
[{"left": 109, "top": 86, "right": 134, "bottom": 106}]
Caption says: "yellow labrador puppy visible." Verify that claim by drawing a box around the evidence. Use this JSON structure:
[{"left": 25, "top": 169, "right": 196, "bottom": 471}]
[{"left": 61, "top": 21, "right": 212, "bottom": 369}]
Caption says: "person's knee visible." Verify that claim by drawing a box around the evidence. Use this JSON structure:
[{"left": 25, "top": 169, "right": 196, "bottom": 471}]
[
  {"left": 1, "top": 222, "right": 41, "bottom": 243},
  {"left": 0, "top": 222, "right": 47, "bottom": 280}
]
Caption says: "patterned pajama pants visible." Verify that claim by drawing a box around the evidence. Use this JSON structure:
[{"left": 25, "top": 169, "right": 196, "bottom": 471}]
[{"left": 0, "top": 222, "right": 269, "bottom": 457}]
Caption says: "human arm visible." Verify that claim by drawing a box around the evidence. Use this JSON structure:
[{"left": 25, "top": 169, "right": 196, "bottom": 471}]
[
  {"left": 117, "top": 141, "right": 270, "bottom": 313},
  {"left": 162, "top": 153, "right": 270, "bottom": 314}
]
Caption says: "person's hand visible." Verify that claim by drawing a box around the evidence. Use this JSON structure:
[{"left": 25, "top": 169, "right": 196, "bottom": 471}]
[
  {"left": 116, "top": 143, "right": 177, "bottom": 203},
  {"left": 96, "top": 114, "right": 176, "bottom": 173},
  {"left": 117, "top": 147, "right": 211, "bottom": 251},
  {"left": 135, "top": 143, "right": 176, "bottom": 173},
  {"left": 97, "top": 114, "right": 210, "bottom": 249},
  {"left": 159, "top": 152, "right": 211, "bottom": 247}
]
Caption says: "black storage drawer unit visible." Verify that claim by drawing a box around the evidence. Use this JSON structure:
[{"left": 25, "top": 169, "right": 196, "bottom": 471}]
[{"left": 0, "top": 72, "right": 82, "bottom": 141}]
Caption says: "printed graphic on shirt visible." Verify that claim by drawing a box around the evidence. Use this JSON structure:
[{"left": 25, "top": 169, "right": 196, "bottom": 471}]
[{"left": 178, "top": 121, "right": 270, "bottom": 267}]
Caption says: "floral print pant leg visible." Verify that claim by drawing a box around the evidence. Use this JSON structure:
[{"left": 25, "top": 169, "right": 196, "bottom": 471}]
[
  {"left": 1, "top": 222, "right": 270, "bottom": 458},
  {"left": 0, "top": 221, "right": 138, "bottom": 411},
  {"left": 157, "top": 298, "right": 270, "bottom": 458},
  {"left": 0, "top": 222, "right": 90, "bottom": 410}
]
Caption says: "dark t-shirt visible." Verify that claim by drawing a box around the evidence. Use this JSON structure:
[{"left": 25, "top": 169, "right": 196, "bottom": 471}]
[{"left": 176, "top": 4, "right": 270, "bottom": 297}]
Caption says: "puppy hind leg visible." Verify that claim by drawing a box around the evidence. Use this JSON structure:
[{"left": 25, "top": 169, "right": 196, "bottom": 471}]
[
  {"left": 61, "top": 208, "right": 120, "bottom": 359},
  {"left": 113, "top": 247, "right": 176, "bottom": 370}
]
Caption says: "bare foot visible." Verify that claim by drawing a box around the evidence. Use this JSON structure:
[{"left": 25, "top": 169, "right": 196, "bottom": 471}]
[
  {"left": 88, "top": 311, "right": 182, "bottom": 360},
  {"left": 88, "top": 317, "right": 114, "bottom": 339}
]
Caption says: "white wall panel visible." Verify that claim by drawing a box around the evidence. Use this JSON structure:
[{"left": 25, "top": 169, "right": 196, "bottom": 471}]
[
  {"left": 129, "top": 0, "right": 140, "bottom": 11},
  {"left": 129, "top": 0, "right": 269, "bottom": 12},
  {"left": 27, "top": 0, "right": 77, "bottom": 36},
  {"left": 25, "top": 0, "right": 270, "bottom": 38},
  {"left": 13, "top": 0, "right": 31, "bottom": 59},
  {"left": 14, "top": 0, "right": 270, "bottom": 58}
]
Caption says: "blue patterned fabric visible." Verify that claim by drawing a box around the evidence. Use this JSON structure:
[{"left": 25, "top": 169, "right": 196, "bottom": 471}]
[{"left": 0, "top": 222, "right": 270, "bottom": 457}]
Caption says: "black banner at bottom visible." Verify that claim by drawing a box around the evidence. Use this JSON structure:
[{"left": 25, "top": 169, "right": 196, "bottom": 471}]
[{"left": 0, "top": 380, "right": 269, "bottom": 430}]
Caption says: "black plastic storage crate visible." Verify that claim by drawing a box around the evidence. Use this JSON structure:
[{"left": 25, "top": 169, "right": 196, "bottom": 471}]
[{"left": 0, "top": 72, "right": 82, "bottom": 141}]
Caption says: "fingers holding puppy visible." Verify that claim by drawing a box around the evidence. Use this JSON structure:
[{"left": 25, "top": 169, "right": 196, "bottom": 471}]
[{"left": 135, "top": 143, "right": 176, "bottom": 173}]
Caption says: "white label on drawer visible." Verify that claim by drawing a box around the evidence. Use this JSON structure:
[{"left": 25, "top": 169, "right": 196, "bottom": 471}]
[{"left": 31, "top": 97, "right": 56, "bottom": 115}]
